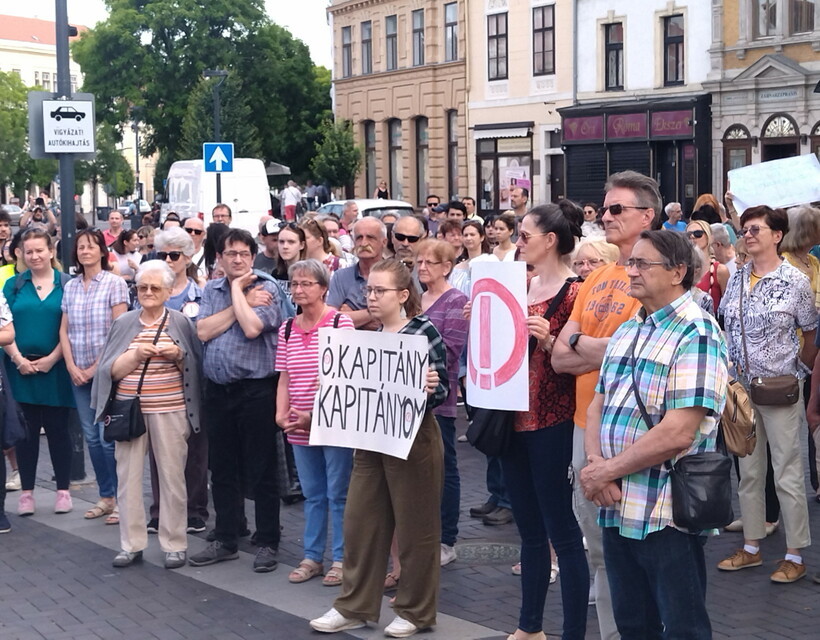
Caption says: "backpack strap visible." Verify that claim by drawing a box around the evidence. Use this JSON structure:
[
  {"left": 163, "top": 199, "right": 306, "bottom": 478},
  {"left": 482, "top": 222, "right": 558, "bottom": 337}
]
[
  {"left": 284, "top": 317, "right": 294, "bottom": 342},
  {"left": 333, "top": 312, "right": 341, "bottom": 328}
]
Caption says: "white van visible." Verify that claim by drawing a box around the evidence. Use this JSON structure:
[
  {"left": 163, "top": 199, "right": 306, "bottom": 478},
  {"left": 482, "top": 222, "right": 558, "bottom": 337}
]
[{"left": 161, "top": 158, "right": 272, "bottom": 236}]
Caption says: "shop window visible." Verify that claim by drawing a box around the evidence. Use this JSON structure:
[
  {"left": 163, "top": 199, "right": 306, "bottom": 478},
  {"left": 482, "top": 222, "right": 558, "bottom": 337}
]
[
  {"left": 412, "top": 10, "right": 425, "bottom": 67},
  {"left": 605, "top": 23, "right": 624, "bottom": 91},
  {"left": 386, "top": 15, "right": 398, "bottom": 71},
  {"left": 388, "top": 119, "right": 403, "bottom": 200},
  {"left": 663, "top": 15, "right": 684, "bottom": 86},
  {"left": 476, "top": 137, "right": 532, "bottom": 215},
  {"left": 341, "top": 26, "right": 352, "bottom": 78},
  {"left": 444, "top": 3, "right": 458, "bottom": 62},
  {"left": 415, "top": 117, "right": 429, "bottom": 207},
  {"left": 533, "top": 5, "right": 555, "bottom": 76},
  {"left": 361, "top": 21, "right": 372, "bottom": 75},
  {"left": 488, "top": 13, "right": 508, "bottom": 81}
]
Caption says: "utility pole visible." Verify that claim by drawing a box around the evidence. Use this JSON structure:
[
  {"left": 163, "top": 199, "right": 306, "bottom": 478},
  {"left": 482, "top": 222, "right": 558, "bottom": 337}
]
[
  {"left": 55, "top": 0, "right": 76, "bottom": 270},
  {"left": 203, "top": 69, "right": 228, "bottom": 204}
]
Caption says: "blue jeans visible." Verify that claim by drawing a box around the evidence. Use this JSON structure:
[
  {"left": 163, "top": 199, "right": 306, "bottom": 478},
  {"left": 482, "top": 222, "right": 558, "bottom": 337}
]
[
  {"left": 436, "top": 415, "right": 460, "bottom": 547},
  {"left": 502, "top": 421, "right": 588, "bottom": 637},
  {"left": 292, "top": 444, "right": 353, "bottom": 563},
  {"left": 72, "top": 381, "right": 117, "bottom": 498},
  {"left": 486, "top": 455, "right": 511, "bottom": 510},
  {"left": 602, "top": 526, "right": 711, "bottom": 640}
]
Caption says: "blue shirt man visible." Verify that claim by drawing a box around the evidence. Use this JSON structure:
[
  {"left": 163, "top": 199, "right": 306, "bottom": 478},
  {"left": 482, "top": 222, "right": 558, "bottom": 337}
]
[{"left": 662, "top": 202, "right": 687, "bottom": 232}]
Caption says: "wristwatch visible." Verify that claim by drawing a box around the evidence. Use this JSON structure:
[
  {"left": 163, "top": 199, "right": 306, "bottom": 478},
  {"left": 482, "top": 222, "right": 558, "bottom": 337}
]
[{"left": 568, "top": 332, "right": 582, "bottom": 351}]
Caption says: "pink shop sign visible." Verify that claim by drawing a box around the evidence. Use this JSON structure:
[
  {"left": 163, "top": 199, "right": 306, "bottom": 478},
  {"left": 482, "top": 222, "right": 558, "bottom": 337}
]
[
  {"left": 563, "top": 116, "right": 604, "bottom": 141},
  {"left": 607, "top": 113, "right": 647, "bottom": 139},
  {"left": 651, "top": 110, "right": 693, "bottom": 137}
]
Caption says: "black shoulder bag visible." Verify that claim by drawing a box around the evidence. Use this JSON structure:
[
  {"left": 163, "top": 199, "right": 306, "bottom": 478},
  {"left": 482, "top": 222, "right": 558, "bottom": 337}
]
[
  {"left": 629, "top": 327, "right": 734, "bottom": 532},
  {"left": 103, "top": 310, "right": 169, "bottom": 443},
  {"left": 467, "top": 278, "right": 578, "bottom": 457}
]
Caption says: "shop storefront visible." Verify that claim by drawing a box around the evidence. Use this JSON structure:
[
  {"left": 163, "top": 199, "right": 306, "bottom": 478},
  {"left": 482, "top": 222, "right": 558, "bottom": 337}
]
[
  {"left": 559, "top": 96, "right": 712, "bottom": 213},
  {"left": 474, "top": 122, "right": 534, "bottom": 217}
]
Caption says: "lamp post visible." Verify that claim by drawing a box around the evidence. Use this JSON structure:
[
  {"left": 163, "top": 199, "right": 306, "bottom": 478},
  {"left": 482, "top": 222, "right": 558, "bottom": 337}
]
[{"left": 203, "top": 69, "right": 228, "bottom": 204}]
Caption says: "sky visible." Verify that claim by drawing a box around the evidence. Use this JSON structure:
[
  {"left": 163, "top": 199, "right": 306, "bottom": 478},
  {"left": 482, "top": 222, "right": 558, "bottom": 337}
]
[{"left": 9, "top": 0, "right": 333, "bottom": 68}]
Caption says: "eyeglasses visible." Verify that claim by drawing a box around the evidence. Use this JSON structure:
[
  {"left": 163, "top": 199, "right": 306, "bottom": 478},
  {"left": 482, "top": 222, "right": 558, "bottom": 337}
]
[
  {"left": 572, "top": 258, "right": 603, "bottom": 269},
  {"left": 365, "top": 286, "right": 401, "bottom": 298},
  {"left": 291, "top": 280, "right": 319, "bottom": 290},
  {"left": 416, "top": 259, "right": 443, "bottom": 266},
  {"left": 603, "top": 204, "right": 650, "bottom": 215},
  {"left": 518, "top": 230, "right": 548, "bottom": 243},
  {"left": 739, "top": 225, "right": 771, "bottom": 237},
  {"left": 687, "top": 230, "right": 706, "bottom": 239},
  {"left": 157, "top": 251, "right": 183, "bottom": 261},
  {"left": 222, "top": 250, "right": 252, "bottom": 259},
  {"left": 185, "top": 227, "right": 204, "bottom": 236},
  {"left": 136, "top": 284, "right": 166, "bottom": 293},
  {"left": 625, "top": 258, "right": 667, "bottom": 271},
  {"left": 147, "top": 244, "right": 154, "bottom": 250},
  {"left": 138, "top": 233, "right": 149, "bottom": 239},
  {"left": 394, "top": 233, "right": 421, "bottom": 243}
]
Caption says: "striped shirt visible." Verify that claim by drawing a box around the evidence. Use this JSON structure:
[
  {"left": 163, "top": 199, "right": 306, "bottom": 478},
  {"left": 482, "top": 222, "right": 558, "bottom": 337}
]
[
  {"left": 595, "top": 291, "right": 728, "bottom": 540},
  {"left": 393, "top": 315, "right": 449, "bottom": 411},
  {"left": 116, "top": 318, "right": 185, "bottom": 414},
  {"left": 275, "top": 310, "right": 354, "bottom": 445}
]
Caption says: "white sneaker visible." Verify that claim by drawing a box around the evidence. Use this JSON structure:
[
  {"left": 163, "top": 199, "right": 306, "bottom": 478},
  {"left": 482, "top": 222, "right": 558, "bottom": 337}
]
[
  {"left": 550, "top": 561, "right": 559, "bottom": 584},
  {"left": 309, "top": 608, "right": 365, "bottom": 633},
  {"left": 440, "top": 543, "right": 457, "bottom": 567},
  {"left": 5, "top": 469, "right": 20, "bottom": 492},
  {"left": 384, "top": 615, "right": 420, "bottom": 638}
]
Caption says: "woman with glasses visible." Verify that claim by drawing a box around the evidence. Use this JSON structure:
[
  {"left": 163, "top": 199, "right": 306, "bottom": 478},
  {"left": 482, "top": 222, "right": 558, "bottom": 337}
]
[
  {"left": 4, "top": 230, "right": 76, "bottom": 517},
  {"left": 273, "top": 223, "right": 307, "bottom": 303},
  {"left": 92, "top": 260, "right": 202, "bottom": 569},
  {"left": 310, "top": 258, "right": 447, "bottom": 638},
  {"left": 109, "top": 230, "right": 142, "bottom": 282},
  {"left": 493, "top": 214, "right": 517, "bottom": 262},
  {"left": 275, "top": 259, "right": 354, "bottom": 586},
  {"left": 60, "top": 229, "right": 129, "bottom": 524},
  {"left": 686, "top": 219, "right": 729, "bottom": 311},
  {"left": 718, "top": 206, "right": 817, "bottom": 584},
  {"left": 581, "top": 203, "right": 605, "bottom": 238},
  {"left": 571, "top": 239, "right": 618, "bottom": 280},
  {"left": 137, "top": 226, "right": 156, "bottom": 259}
]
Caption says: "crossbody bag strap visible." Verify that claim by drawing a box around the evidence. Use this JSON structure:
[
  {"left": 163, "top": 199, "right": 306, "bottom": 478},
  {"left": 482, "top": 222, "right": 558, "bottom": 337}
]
[
  {"left": 136, "top": 309, "right": 169, "bottom": 397},
  {"left": 528, "top": 277, "right": 578, "bottom": 356},
  {"left": 738, "top": 273, "right": 752, "bottom": 381}
]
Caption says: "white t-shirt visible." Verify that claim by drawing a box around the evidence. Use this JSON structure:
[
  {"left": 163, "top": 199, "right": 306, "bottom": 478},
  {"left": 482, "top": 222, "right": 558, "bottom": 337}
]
[{"left": 282, "top": 186, "right": 302, "bottom": 207}]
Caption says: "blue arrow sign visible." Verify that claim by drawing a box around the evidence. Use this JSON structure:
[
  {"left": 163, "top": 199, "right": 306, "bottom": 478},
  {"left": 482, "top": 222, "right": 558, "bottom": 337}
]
[{"left": 203, "top": 142, "right": 234, "bottom": 173}]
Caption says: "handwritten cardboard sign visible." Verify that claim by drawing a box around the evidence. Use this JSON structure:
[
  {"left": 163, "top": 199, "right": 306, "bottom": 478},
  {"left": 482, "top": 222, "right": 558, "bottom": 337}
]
[
  {"left": 728, "top": 154, "right": 820, "bottom": 213},
  {"left": 309, "top": 328, "right": 429, "bottom": 460},
  {"left": 467, "top": 261, "right": 529, "bottom": 411}
]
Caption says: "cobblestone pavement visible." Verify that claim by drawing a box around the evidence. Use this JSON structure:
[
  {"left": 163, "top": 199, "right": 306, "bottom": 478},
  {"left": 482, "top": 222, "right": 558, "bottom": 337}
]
[{"left": 3, "top": 411, "right": 820, "bottom": 638}]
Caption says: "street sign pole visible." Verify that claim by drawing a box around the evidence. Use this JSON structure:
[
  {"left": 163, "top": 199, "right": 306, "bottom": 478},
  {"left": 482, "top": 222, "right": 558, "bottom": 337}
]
[
  {"left": 55, "top": 0, "right": 75, "bottom": 271},
  {"left": 214, "top": 79, "right": 222, "bottom": 204}
]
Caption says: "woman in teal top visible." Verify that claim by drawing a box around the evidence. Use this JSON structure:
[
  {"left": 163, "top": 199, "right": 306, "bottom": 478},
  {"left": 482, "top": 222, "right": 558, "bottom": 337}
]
[{"left": 3, "top": 229, "right": 76, "bottom": 517}]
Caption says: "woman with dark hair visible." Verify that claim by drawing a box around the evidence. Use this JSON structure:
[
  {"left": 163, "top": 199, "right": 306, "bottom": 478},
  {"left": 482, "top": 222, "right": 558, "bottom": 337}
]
[
  {"left": 110, "top": 229, "right": 141, "bottom": 282},
  {"left": 273, "top": 223, "right": 307, "bottom": 303},
  {"left": 718, "top": 205, "right": 817, "bottom": 584},
  {"left": 483, "top": 215, "right": 498, "bottom": 248},
  {"left": 4, "top": 229, "right": 76, "bottom": 516},
  {"left": 581, "top": 202, "right": 604, "bottom": 238},
  {"left": 311, "top": 258, "right": 448, "bottom": 638},
  {"left": 493, "top": 214, "right": 517, "bottom": 262},
  {"left": 203, "top": 222, "right": 229, "bottom": 278},
  {"left": 503, "top": 203, "right": 589, "bottom": 640},
  {"left": 60, "top": 228, "right": 129, "bottom": 524}
]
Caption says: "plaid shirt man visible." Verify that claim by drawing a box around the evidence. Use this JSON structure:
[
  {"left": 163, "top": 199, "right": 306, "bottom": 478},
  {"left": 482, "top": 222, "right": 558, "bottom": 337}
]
[{"left": 596, "top": 291, "right": 728, "bottom": 540}]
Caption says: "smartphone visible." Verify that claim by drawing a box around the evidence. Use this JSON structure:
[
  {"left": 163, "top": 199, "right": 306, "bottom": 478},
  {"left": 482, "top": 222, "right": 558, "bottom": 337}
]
[{"left": 35, "top": 197, "right": 45, "bottom": 207}]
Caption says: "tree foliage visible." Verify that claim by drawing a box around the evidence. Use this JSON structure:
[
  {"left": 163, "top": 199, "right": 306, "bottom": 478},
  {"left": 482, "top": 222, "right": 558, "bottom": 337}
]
[
  {"left": 73, "top": 0, "right": 331, "bottom": 186},
  {"left": 75, "top": 123, "right": 134, "bottom": 202},
  {"left": 310, "top": 119, "right": 362, "bottom": 192}
]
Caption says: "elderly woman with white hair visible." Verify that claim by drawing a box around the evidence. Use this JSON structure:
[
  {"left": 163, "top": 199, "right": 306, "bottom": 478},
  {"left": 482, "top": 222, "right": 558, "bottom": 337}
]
[{"left": 92, "top": 260, "right": 202, "bottom": 569}]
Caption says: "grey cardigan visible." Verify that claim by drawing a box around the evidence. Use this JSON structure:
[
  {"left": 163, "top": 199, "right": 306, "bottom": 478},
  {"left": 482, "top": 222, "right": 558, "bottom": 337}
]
[{"left": 91, "top": 309, "right": 203, "bottom": 432}]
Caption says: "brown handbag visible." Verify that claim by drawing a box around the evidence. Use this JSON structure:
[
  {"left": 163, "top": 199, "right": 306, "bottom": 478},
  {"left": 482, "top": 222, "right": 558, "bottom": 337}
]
[{"left": 721, "top": 377, "right": 756, "bottom": 457}]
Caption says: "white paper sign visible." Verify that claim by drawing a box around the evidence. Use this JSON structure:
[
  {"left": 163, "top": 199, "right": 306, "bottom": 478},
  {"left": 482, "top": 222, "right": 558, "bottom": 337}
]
[
  {"left": 728, "top": 154, "right": 820, "bottom": 213},
  {"left": 309, "top": 328, "right": 429, "bottom": 460},
  {"left": 466, "top": 261, "right": 529, "bottom": 411},
  {"left": 42, "top": 100, "right": 95, "bottom": 153}
]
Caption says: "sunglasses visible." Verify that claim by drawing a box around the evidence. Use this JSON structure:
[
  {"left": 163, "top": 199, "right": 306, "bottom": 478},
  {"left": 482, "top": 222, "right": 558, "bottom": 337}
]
[
  {"left": 603, "top": 204, "right": 650, "bottom": 215},
  {"left": 518, "top": 230, "right": 548, "bottom": 243},
  {"left": 185, "top": 227, "right": 204, "bottom": 236},
  {"left": 136, "top": 284, "right": 166, "bottom": 293},
  {"left": 147, "top": 243, "right": 154, "bottom": 249},
  {"left": 394, "top": 233, "right": 421, "bottom": 243},
  {"left": 739, "top": 225, "right": 771, "bottom": 237},
  {"left": 157, "top": 251, "right": 183, "bottom": 261},
  {"left": 687, "top": 230, "right": 706, "bottom": 239}
]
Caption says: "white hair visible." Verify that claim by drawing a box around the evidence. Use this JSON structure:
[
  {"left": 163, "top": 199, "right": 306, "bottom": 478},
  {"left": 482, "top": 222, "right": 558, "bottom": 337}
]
[
  {"left": 664, "top": 202, "right": 681, "bottom": 215},
  {"left": 154, "top": 226, "right": 195, "bottom": 256},
  {"left": 136, "top": 259, "right": 175, "bottom": 289}
]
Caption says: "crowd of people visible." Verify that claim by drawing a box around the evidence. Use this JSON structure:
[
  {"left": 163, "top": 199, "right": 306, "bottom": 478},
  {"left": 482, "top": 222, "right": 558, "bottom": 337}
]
[{"left": 1, "top": 170, "right": 820, "bottom": 639}]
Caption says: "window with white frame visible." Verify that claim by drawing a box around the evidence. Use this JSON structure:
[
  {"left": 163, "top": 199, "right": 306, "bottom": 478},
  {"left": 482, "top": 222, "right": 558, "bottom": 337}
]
[
  {"left": 533, "top": 5, "right": 555, "bottom": 76},
  {"left": 444, "top": 3, "right": 458, "bottom": 62},
  {"left": 361, "top": 21, "right": 372, "bottom": 74},
  {"left": 488, "top": 13, "right": 508, "bottom": 81},
  {"left": 412, "top": 10, "right": 425, "bottom": 66},
  {"left": 386, "top": 15, "right": 398, "bottom": 71},
  {"left": 604, "top": 23, "right": 624, "bottom": 91},
  {"left": 342, "top": 26, "right": 352, "bottom": 78},
  {"left": 664, "top": 15, "right": 684, "bottom": 85}
]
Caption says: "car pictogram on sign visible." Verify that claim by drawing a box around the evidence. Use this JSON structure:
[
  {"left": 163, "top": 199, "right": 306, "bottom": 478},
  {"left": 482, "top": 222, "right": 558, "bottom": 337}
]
[{"left": 49, "top": 106, "right": 86, "bottom": 122}]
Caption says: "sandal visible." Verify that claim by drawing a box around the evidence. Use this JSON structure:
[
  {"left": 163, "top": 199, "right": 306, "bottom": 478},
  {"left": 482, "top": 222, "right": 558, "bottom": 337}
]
[
  {"left": 288, "top": 559, "right": 324, "bottom": 584},
  {"left": 322, "top": 561, "right": 343, "bottom": 587},
  {"left": 384, "top": 572, "right": 400, "bottom": 590},
  {"left": 105, "top": 506, "right": 120, "bottom": 526},
  {"left": 84, "top": 500, "right": 115, "bottom": 520}
]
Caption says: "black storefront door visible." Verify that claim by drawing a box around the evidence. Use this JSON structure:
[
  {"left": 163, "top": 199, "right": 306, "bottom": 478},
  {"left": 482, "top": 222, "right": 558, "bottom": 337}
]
[
  {"left": 655, "top": 142, "right": 677, "bottom": 208},
  {"left": 762, "top": 140, "right": 799, "bottom": 162}
]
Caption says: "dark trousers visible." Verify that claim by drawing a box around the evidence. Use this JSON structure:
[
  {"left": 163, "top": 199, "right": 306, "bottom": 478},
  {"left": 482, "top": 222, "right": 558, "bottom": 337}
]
[
  {"left": 17, "top": 404, "right": 71, "bottom": 491},
  {"left": 149, "top": 425, "right": 209, "bottom": 520},
  {"left": 502, "top": 420, "right": 588, "bottom": 638},
  {"left": 204, "top": 377, "right": 280, "bottom": 550},
  {"left": 436, "top": 415, "right": 460, "bottom": 547},
  {"left": 603, "top": 526, "right": 711, "bottom": 640},
  {"left": 486, "top": 455, "right": 511, "bottom": 509}
]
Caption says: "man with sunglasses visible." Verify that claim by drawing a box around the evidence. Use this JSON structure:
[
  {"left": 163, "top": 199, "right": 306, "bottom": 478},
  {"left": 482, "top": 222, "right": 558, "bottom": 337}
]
[
  {"left": 392, "top": 215, "right": 426, "bottom": 269},
  {"left": 552, "top": 170, "right": 661, "bottom": 640},
  {"left": 183, "top": 218, "right": 207, "bottom": 281}
]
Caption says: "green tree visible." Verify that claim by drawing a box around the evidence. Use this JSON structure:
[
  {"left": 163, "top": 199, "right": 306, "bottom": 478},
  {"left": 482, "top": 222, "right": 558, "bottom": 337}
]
[
  {"left": 75, "top": 123, "right": 135, "bottom": 208},
  {"left": 179, "top": 74, "right": 261, "bottom": 160},
  {"left": 0, "top": 71, "right": 32, "bottom": 199},
  {"left": 310, "top": 119, "right": 362, "bottom": 196}
]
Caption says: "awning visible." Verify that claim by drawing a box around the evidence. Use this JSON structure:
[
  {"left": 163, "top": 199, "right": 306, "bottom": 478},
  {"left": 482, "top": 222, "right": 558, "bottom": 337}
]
[
  {"left": 265, "top": 161, "right": 291, "bottom": 176},
  {"left": 473, "top": 127, "right": 531, "bottom": 140}
]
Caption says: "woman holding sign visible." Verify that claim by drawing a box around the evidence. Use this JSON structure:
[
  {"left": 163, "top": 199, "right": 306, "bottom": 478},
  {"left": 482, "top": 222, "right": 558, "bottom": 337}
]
[
  {"left": 275, "top": 259, "right": 355, "bottom": 586},
  {"left": 310, "top": 258, "right": 448, "bottom": 638},
  {"left": 505, "top": 203, "right": 589, "bottom": 640}
]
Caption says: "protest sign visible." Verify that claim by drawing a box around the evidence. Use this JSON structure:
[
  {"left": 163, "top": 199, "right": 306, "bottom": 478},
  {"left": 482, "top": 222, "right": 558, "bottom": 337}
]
[
  {"left": 467, "top": 261, "right": 529, "bottom": 411},
  {"left": 728, "top": 154, "right": 820, "bottom": 213},
  {"left": 309, "top": 328, "right": 429, "bottom": 460}
]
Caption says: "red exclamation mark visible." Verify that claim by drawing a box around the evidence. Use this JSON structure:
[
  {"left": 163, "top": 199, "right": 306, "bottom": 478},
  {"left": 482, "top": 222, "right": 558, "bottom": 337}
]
[{"left": 479, "top": 295, "right": 492, "bottom": 389}]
